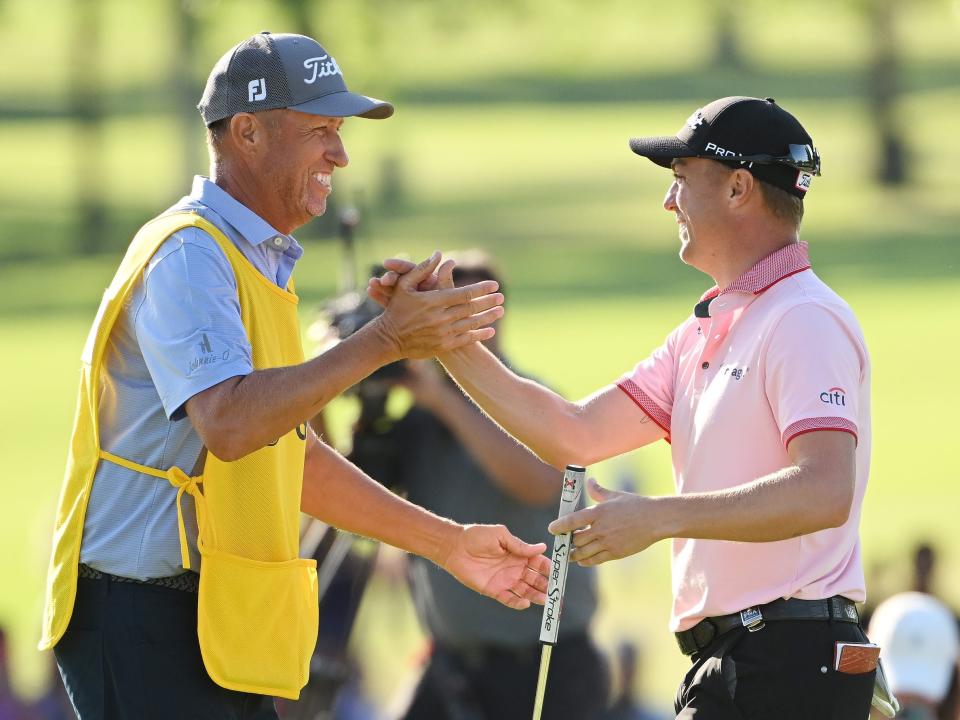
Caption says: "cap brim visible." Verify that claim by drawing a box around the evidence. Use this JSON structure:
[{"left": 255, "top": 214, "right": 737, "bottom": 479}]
[
  {"left": 628, "top": 135, "right": 698, "bottom": 168},
  {"left": 289, "top": 91, "right": 394, "bottom": 120}
]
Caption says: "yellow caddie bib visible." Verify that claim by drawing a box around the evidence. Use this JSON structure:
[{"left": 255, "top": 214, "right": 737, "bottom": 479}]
[{"left": 39, "top": 212, "right": 318, "bottom": 700}]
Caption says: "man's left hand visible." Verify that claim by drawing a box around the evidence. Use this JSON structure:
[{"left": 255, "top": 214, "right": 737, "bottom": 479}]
[
  {"left": 440, "top": 525, "right": 550, "bottom": 609},
  {"left": 548, "top": 477, "right": 664, "bottom": 566}
]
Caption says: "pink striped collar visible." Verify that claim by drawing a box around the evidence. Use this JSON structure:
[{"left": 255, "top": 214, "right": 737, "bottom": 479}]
[{"left": 700, "top": 242, "right": 811, "bottom": 302}]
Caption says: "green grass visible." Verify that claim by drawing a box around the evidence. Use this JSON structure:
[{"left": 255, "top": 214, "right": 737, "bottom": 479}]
[{"left": 1, "top": 0, "right": 959, "bottom": 711}]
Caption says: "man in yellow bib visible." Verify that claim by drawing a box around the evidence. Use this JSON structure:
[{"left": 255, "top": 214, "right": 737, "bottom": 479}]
[{"left": 40, "top": 32, "right": 550, "bottom": 720}]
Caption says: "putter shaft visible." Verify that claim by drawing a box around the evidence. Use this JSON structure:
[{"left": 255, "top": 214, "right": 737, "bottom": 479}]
[{"left": 531, "top": 644, "right": 552, "bottom": 720}]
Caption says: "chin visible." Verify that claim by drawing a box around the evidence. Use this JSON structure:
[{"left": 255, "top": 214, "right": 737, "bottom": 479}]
[
  {"left": 305, "top": 199, "right": 328, "bottom": 218},
  {"left": 678, "top": 239, "right": 695, "bottom": 266}
]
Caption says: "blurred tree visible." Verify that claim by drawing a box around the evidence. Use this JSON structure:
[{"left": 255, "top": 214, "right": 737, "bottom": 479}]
[
  {"left": 861, "top": 0, "right": 908, "bottom": 184},
  {"left": 172, "top": 0, "right": 203, "bottom": 186},
  {"left": 275, "top": 0, "right": 315, "bottom": 37},
  {"left": 710, "top": 1, "right": 744, "bottom": 69},
  {"left": 70, "top": 0, "right": 107, "bottom": 254}
]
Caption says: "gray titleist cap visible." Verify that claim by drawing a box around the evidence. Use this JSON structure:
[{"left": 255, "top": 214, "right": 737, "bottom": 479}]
[{"left": 198, "top": 31, "right": 394, "bottom": 126}]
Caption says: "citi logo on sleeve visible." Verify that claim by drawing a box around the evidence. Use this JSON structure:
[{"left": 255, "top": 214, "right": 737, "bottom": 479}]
[{"left": 820, "top": 387, "right": 847, "bottom": 406}]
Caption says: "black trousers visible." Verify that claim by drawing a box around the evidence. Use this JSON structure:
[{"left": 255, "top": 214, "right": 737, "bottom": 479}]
[
  {"left": 402, "top": 633, "right": 608, "bottom": 720},
  {"left": 675, "top": 619, "right": 875, "bottom": 719},
  {"left": 55, "top": 576, "right": 278, "bottom": 720}
]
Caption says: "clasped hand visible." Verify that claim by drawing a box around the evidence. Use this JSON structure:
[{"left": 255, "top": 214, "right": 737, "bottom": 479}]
[{"left": 370, "top": 252, "right": 502, "bottom": 359}]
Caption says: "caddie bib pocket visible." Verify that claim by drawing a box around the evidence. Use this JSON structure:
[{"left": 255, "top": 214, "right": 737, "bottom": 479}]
[{"left": 196, "top": 545, "right": 318, "bottom": 699}]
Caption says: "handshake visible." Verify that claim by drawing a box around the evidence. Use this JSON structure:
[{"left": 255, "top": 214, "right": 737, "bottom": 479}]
[{"left": 359, "top": 251, "right": 504, "bottom": 362}]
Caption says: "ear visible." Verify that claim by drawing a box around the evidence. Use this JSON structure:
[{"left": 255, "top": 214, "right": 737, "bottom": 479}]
[
  {"left": 227, "top": 113, "right": 264, "bottom": 156},
  {"left": 728, "top": 168, "right": 756, "bottom": 208}
]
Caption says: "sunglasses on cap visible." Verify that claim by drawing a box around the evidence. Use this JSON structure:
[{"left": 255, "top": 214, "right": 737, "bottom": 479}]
[{"left": 703, "top": 144, "right": 822, "bottom": 176}]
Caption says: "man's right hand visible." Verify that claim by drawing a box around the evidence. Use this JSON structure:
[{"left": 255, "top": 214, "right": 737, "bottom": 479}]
[{"left": 370, "top": 252, "right": 503, "bottom": 359}]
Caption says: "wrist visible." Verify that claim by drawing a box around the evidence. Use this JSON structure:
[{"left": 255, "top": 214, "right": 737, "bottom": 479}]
[
  {"left": 440, "top": 342, "right": 480, "bottom": 364},
  {"left": 429, "top": 519, "right": 463, "bottom": 568},
  {"left": 362, "top": 316, "right": 402, "bottom": 365},
  {"left": 653, "top": 494, "right": 686, "bottom": 540}
]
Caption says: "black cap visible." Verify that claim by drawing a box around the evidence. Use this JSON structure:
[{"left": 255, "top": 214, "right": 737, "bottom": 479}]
[
  {"left": 629, "top": 96, "right": 820, "bottom": 199},
  {"left": 198, "top": 32, "right": 394, "bottom": 126}
]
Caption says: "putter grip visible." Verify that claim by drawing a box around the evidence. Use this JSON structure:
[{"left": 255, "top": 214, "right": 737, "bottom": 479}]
[{"left": 538, "top": 465, "right": 585, "bottom": 645}]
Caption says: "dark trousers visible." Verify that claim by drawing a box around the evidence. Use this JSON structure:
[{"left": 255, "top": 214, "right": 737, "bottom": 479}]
[
  {"left": 55, "top": 576, "right": 278, "bottom": 720},
  {"left": 402, "top": 633, "right": 608, "bottom": 720},
  {"left": 675, "top": 619, "right": 875, "bottom": 719}
]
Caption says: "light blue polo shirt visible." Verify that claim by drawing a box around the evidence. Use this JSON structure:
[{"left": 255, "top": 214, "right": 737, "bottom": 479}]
[{"left": 80, "top": 176, "right": 304, "bottom": 579}]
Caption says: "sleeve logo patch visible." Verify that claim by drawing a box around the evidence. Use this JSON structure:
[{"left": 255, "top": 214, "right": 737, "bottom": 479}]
[{"left": 820, "top": 387, "right": 847, "bottom": 406}]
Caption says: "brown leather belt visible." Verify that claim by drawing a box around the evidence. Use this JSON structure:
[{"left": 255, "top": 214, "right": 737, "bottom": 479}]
[
  {"left": 675, "top": 595, "right": 860, "bottom": 656},
  {"left": 78, "top": 563, "right": 199, "bottom": 593}
]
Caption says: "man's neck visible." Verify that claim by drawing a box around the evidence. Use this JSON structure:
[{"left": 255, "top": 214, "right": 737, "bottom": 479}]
[
  {"left": 709, "top": 227, "right": 799, "bottom": 290},
  {"left": 210, "top": 165, "right": 290, "bottom": 234}
]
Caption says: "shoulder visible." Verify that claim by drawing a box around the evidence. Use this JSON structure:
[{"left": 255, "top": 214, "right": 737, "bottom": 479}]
[
  {"left": 143, "top": 222, "right": 235, "bottom": 287},
  {"left": 761, "top": 271, "right": 865, "bottom": 343}
]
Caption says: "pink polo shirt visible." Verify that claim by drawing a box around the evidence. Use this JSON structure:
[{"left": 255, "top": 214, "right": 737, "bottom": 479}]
[{"left": 617, "top": 242, "right": 870, "bottom": 632}]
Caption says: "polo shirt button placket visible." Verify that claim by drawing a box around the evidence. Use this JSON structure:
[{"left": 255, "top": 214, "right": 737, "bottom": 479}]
[{"left": 697, "top": 326, "right": 721, "bottom": 390}]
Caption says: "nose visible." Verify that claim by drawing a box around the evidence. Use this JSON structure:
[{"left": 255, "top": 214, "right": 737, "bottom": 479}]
[
  {"left": 663, "top": 181, "right": 678, "bottom": 212},
  {"left": 327, "top": 134, "right": 349, "bottom": 169}
]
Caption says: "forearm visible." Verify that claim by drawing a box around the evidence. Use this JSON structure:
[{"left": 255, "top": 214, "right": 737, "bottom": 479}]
[
  {"left": 427, "top": 386, "right": 560, "bottom": 506},
  {"left": 439, "top": 344, "right": 589, "bottom": 468},
  {"left": 301, "top": 433, "right": 459, "bottom": 566},
  {"left": 190, "top": 321, "right": 396, "bottom": 460},
  {"left": 658, "top": 464, "right": 852, "bottom": 543}
]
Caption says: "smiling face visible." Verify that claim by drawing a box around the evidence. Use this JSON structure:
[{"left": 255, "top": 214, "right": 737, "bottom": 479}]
[
  {"left": 663, "top": 158, "right": 734, "bottom": 272},
  {"left": 258, "top": 109, "right": 348, "bottom": 230}
]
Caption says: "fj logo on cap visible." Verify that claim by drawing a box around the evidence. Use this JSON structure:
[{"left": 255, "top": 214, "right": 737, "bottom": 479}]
[
  {"left": 303, "top": 55, "right": 342, "bottom": 84},
  {"left": 795, "top": 171, "right": 813, "bottom": 192},
  {"left": 248, "top": 78, "right": 266, "bottom": 102}
]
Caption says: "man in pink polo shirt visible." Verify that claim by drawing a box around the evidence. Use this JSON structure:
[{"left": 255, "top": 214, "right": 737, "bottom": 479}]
[{"left": 370, "top": 96, "right": 876, "bottom": 718}]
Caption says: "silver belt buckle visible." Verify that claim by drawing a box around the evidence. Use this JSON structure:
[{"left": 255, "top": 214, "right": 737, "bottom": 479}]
[{"left": 740, "top": 606, "right": 765, "bottom": 632}]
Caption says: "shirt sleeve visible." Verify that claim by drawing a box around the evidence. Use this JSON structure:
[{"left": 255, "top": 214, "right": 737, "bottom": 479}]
[
  {"left": 764, "top": 302, "right": 865, "bottom": 448},
  {"left": 134, "top": 228, "right": 255, "bottom": 420},
  {"left": 615, "top": 323, "right": 683, "bottom": 436}
]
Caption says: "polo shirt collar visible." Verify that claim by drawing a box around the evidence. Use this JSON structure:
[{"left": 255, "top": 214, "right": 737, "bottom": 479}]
[
  {"left": 189, "top": 176, "right": 303, "bottom": 258},
  {"left": 699, "top": 241, "right": 811, "bottom": 304}
]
